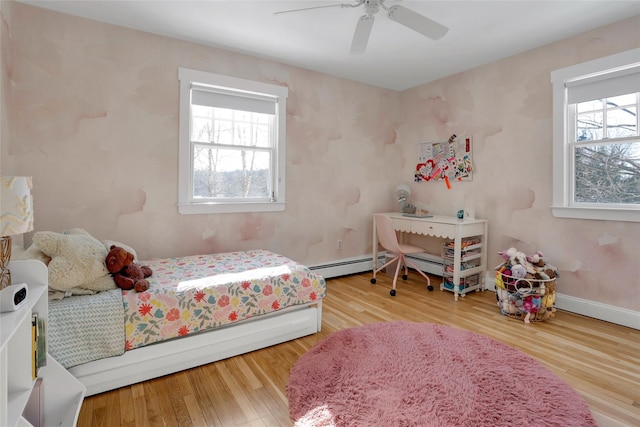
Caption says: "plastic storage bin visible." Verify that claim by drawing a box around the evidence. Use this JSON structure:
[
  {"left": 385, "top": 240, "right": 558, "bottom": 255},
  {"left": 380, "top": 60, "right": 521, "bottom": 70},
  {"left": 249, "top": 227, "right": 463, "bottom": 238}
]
[
  {"left": 440, "top": 237, "right": 484, "bottom": 297},
  {"left": 442, "top": 273, "right": 479, "bottom": 293}
]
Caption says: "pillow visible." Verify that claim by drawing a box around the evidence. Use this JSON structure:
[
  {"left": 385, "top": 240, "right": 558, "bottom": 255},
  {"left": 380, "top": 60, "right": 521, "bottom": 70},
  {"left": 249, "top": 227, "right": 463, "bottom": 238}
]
[
  {"left": 102, "top": 240, "right": 137, "bottom": 261},
  {"left": 33, "top": 228, "right": 116, "bottom": 293}
]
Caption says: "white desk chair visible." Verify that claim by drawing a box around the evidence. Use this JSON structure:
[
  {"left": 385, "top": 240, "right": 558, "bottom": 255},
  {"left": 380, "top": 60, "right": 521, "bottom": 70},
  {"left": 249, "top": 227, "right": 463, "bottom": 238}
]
[{"left": 371, "top": 214, "right": 433, "bottom": 296}]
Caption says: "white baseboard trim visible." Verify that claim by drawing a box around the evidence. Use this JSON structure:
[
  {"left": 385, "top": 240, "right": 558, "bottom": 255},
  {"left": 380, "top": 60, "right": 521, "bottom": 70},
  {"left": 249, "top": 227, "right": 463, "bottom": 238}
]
[
  {"left": 554, "top": 294, "right": 639, "bottom": 330},
  {"left": 309, "top": 252, "right": 444, "bottom": 279},
  {"left": 483, "top": 272, "right": 639, "bottom": 330}
]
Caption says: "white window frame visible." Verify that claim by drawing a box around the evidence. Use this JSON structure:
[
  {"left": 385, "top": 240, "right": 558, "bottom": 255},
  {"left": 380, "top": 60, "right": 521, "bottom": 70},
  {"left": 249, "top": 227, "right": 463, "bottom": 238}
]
[
  {"left": 550, "top": 48, "right": 640, "bottom": 222},
  {"left": 178, "top": 67, "right": 288, "bottom": 214}
]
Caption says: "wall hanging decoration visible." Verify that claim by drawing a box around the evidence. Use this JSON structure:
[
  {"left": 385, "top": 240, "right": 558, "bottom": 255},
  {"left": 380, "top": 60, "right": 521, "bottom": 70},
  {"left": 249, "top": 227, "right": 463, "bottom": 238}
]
[{"left": 415, "top": 134, "right": 473, "bottom": 188}]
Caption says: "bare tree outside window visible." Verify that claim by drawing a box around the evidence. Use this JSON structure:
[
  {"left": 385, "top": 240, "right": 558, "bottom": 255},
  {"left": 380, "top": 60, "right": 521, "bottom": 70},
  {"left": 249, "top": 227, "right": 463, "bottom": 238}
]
[
  {"left": 573, "top": 93, "right": 640, "bottom": 205},
  {"left": 191, "top": 106, "right": 272, "bottom": 200}
]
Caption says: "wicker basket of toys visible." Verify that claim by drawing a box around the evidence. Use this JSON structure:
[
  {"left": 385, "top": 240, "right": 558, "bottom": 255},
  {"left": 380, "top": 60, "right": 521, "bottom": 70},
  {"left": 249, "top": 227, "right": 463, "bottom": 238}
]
[{"left": 494, "top": 248, "right": 558, "bottom": 323}]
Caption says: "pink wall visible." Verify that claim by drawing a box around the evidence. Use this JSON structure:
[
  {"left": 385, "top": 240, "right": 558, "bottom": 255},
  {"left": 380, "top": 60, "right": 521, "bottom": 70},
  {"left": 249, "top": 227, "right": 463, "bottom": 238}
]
[
  {"left": 397, "top": 16, "right": 640, "bottom": 311},
  {"left": 1, "top": 2, "right": 638, "bottom": 312},
  {"left": 0, "top": 1, "right": 399, "bottom": 263}
]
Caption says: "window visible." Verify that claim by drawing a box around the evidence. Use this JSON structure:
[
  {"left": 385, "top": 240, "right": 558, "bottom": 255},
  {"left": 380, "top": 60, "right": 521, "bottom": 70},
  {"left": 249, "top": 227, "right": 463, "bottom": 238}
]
[
  {"left": 551, "top": 49, "right": 640, "bottom": 222},
  {"left": 178, "top": 68, "right": 288, "bottom": 214}
]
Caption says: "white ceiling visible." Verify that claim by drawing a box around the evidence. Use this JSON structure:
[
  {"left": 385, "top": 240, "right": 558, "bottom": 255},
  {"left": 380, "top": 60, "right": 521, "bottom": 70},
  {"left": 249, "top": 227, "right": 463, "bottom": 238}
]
[{"left": 18, "top": 1, "right": 640, "bottom": 91}]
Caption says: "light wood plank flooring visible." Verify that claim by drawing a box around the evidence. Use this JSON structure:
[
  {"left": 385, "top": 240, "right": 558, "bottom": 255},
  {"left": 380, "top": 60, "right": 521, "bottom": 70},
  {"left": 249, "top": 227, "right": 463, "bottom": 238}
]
[{"left": 77, "top": 272, "right": 640, "bottom": 427}]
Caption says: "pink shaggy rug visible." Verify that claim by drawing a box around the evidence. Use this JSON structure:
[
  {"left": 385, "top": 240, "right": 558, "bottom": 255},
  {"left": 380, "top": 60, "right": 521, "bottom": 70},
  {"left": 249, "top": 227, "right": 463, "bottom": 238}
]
[{"left": 287, "top": 322, "right": 597, "bottom": 427}]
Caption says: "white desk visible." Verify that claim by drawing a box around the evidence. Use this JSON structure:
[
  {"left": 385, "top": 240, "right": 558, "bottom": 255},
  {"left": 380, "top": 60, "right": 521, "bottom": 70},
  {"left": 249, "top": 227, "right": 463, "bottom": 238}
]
[{"left": 372, "top": 213, "right": 488, "bottom": 301}]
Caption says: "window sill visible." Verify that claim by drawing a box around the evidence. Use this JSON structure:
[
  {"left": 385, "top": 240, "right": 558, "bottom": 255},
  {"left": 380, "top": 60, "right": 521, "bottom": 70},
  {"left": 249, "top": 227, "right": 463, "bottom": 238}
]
[
  {"left": 179, "top": 201, "right": 285, "bottom": 215},
  {"left": 551, "top": 206, "right": 639, "bottom": 222}
]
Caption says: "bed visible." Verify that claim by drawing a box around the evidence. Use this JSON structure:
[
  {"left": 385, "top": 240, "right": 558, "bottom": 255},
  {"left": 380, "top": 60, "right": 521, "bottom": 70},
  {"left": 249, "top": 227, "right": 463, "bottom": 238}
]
[{"left": 18, "top": 237, "right": 326, "bottom": 396}]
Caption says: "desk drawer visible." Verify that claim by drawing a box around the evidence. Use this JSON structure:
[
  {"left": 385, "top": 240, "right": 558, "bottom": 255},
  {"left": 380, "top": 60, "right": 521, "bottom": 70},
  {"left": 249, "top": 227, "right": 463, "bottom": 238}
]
[
  {"left": 411, "top": 222, "right": 454, "bottom": 238},
  {"left": 459, "top": 222, "right": 486, "bottom": 237},
  {"left": 390, "top": 218, "right": 412, "bottom": 233}
]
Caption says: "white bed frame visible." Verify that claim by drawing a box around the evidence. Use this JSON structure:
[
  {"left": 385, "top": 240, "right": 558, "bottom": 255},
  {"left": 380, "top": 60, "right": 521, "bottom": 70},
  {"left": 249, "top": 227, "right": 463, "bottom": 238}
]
[
  {"left": 71, "top": 301, "right": 322, "bottom": 396},
  {"left": 24, "top": 258, "right": 323, "bottom": 396}
]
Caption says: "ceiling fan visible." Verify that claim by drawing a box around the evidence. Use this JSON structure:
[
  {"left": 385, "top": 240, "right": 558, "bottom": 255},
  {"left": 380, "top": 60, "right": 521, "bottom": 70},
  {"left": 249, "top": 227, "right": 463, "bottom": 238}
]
[{"left": 274, "top": 0, "right": 448, "bottom": 55}]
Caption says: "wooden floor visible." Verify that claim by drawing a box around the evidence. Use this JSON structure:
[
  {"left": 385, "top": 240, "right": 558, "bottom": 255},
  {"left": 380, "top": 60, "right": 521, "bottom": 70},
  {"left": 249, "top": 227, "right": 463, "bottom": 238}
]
[{"left": 77, "top": 272, "right": 640, "bottom": 427}]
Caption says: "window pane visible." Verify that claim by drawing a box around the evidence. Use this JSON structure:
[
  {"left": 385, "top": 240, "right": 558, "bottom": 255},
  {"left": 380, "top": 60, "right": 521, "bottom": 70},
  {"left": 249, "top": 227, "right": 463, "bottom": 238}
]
[
  {"left": 214, "top": 107, "right": 233, "bottom": 120},
  {"left": 192, "top": 117, "right": 213, "bottom": 142},
  {"left": 231, "top": 122, "right": 271, "bottom": 148},
  {"left": 574, "top": 142, "right": 640, "bottom": 204},
  {"left": 194, "top": 106, "right": 272, "bottom": 148},
  {"left": 607, "top": 93, "right": 636, "bottom": 107},
  {"left": 214, "top": 120, "right": 234, "bottom": 145},
  {"left": 576, "top": 112, "right": 603, "bottom": 141},
  {"left": 577, "top": 99, "right": 602, "bottom": 113},
  {"left": 606, "top": 106, "right": 637, "bottom": 138},
  {"left": 192, "top": 105, "right": 211, "bottom": 116},
  {"left": 193, "top": 147, "right": 271, "bottom": 198}
]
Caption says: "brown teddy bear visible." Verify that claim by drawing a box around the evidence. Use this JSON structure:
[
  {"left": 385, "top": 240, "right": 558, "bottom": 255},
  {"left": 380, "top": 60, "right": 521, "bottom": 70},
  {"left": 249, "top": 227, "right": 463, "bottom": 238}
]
[{"left": 105, "top": 245, "right": 152, "bottom": 292}]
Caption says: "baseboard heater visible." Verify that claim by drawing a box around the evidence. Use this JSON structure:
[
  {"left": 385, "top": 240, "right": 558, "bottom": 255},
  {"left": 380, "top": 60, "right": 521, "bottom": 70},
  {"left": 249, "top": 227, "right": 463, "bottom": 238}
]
[{"left": 310, "top": 252, "right": 444, "bottom": 279}]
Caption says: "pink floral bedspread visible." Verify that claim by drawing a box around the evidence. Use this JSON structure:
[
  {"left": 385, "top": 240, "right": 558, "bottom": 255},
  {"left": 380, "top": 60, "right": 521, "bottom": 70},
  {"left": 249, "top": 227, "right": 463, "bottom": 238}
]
[{"left": 122, "top": 250, "right": 326, "bottom": 350}]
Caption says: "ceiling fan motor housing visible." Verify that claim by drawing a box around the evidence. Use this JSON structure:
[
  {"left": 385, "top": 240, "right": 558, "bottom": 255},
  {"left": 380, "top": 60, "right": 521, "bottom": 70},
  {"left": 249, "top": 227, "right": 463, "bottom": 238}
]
[{"left": 364, "top": 0, "right": 381, "bottom": 15}]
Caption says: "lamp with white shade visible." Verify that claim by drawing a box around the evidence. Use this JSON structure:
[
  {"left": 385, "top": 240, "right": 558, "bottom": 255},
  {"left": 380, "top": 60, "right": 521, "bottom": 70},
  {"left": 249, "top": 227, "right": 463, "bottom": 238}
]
[{"left": 0, "top": 176, "right": 34, "bottom": 290}]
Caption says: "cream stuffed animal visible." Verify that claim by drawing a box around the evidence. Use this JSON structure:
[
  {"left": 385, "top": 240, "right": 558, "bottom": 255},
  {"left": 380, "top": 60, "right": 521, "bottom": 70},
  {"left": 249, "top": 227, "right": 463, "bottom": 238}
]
[{"left": 33, "top": 228, "right": 116, "bottom": 295}]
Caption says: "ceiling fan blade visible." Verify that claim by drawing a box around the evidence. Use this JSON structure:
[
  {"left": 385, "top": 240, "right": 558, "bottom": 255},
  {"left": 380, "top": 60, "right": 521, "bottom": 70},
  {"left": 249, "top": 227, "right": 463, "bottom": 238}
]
[
  {"left": 350, "top": 14, "right": 374, "bottom": 55},
  {"left": 387, "top": 5, "right": 448, "bottom": 40},
  {"left": 274, "top": 1, "right": 364, "bottom": 15}
]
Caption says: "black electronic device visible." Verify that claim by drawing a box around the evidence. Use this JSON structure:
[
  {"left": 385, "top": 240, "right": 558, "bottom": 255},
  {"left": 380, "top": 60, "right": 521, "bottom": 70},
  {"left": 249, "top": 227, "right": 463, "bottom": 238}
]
[{"left": 0, "top": 283, "right": 28, "bottom": 312}]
